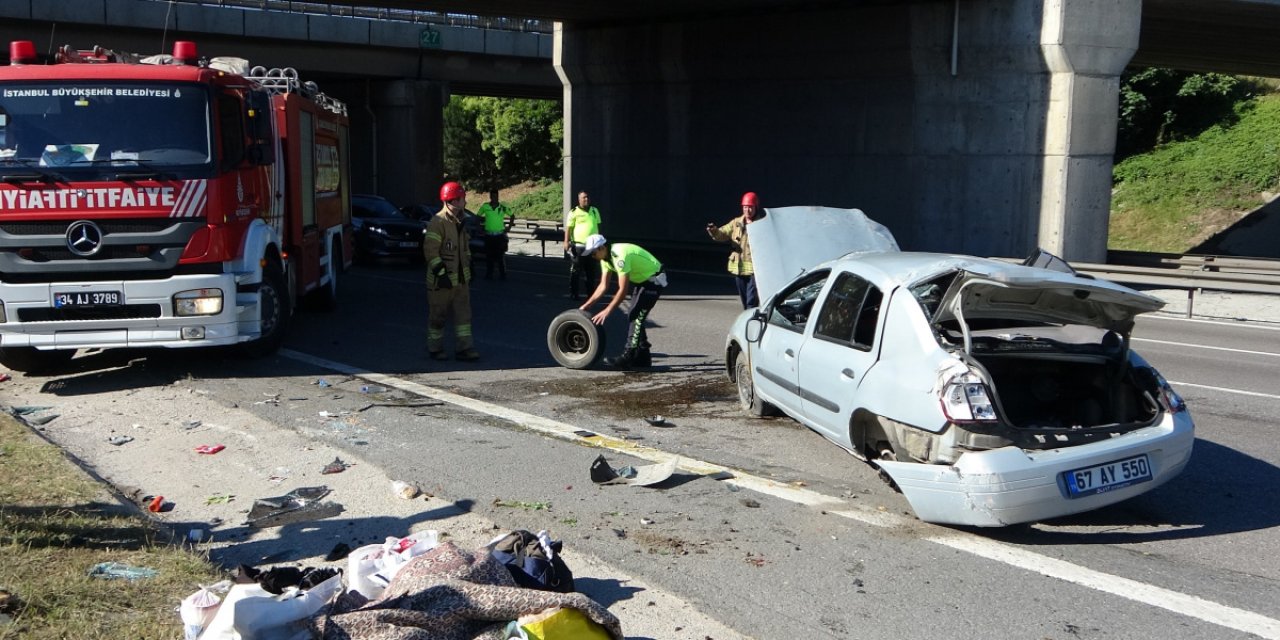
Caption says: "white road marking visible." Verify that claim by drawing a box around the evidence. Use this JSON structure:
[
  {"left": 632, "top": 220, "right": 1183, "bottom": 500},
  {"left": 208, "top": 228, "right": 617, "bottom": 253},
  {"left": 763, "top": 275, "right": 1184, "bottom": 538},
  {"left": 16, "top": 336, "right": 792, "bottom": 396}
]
[
  {"left": 1166, "top": 381, "right": 1280, "bottom": 401},
  {"left": 281, "top": 348, "right": 1280, "bottom": 639},
  {"left": 928, "top": 532, "right": 1280, "bottom": 639},
  {"left": 1143, "top": 314, "right": 1280, "bottom": 331},
  {"left": 1132, "top": 336, "right": 1280, "bottom": 358}
]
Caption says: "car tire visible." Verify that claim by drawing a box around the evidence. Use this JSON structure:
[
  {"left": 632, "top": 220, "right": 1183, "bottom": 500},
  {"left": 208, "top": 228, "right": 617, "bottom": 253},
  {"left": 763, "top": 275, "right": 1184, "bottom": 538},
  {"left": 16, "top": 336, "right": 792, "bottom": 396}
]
[
  {"left": 547, "top": 309, "right": 606, "bottom": 369},
  {"left": 0, "top": 347, "right": 74, "bottom": 374},
  {"left": 241, "top": 259, "right": 290, "bottom": 357},
  {"left": 734, "top": 354, "right": 775, "bottom": 417}
]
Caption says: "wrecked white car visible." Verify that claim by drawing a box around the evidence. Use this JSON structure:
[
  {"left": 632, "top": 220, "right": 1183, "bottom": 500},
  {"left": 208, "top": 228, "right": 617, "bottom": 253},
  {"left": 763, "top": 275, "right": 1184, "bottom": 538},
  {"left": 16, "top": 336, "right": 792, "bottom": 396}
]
[{"left": 725, "top": 207, "right": 1194, "bottom": 527}]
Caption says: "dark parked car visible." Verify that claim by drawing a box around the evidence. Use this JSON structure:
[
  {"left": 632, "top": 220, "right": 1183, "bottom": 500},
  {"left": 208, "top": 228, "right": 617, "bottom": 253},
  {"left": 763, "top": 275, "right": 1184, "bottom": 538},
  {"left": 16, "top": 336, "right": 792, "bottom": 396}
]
[{"left": 351, "top": 194, "right": 426, "bottom": 263}]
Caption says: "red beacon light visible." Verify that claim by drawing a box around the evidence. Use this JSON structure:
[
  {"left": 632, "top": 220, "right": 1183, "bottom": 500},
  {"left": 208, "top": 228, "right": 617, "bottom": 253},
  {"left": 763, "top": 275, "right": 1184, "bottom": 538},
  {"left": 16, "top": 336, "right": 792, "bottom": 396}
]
[
  {"left": 9, "top": 40, "right": 37, "bottom": 65},
  {"left": 172, "top": 41, "right": 198, "bottom": 65}
]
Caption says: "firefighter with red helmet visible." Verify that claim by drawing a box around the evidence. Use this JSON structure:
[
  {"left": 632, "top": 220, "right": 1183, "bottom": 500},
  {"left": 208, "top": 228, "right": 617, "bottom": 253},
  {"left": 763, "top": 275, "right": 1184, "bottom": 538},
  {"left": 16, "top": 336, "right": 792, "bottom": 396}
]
[
  {"left": 706, "top": 191, "right": 762, "bottom": 308},
  {"left": 423, "top": 181, "right": 479, "bottom": 361}
]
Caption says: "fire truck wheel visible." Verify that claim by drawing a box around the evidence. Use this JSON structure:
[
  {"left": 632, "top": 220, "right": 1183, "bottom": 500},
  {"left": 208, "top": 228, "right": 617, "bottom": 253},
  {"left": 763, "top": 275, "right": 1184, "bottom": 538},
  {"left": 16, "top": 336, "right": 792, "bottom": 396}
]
[
  {"left": 547, "top": 309, "right": 606, "bottom": 369},
  {"left": 242, "top": 261, "right": 290, "bottom": 357},
  {"left": 0, "top": 347, "right": 75, "bottom": 374}
]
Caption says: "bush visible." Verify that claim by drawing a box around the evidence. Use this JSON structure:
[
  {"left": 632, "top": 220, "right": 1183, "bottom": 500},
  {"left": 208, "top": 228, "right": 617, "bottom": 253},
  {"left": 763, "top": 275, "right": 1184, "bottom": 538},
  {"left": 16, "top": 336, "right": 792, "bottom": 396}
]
[{"left": 509, "top": 181, "right": 564, "bottom": 221}]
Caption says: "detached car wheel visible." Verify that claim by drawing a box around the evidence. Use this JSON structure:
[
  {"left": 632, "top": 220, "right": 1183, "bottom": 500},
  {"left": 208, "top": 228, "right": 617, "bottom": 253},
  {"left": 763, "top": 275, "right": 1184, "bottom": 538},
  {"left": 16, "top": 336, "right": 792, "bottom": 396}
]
[{"left": 547, "top": 309, "right": 606, "bottom": 369}]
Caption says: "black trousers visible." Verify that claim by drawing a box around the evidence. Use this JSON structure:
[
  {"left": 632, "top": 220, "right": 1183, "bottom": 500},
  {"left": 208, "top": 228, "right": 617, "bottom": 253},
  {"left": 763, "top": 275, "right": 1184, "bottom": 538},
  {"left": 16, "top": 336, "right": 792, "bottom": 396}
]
[
  {"left": 568, "top": 244, "right": 599, "bottom": 297},
  {"left": 623, "top": 278, "right": 664, "bottom": 351},
  {"left": 483, "top": 234, "right": 508, "bottom": 277}
]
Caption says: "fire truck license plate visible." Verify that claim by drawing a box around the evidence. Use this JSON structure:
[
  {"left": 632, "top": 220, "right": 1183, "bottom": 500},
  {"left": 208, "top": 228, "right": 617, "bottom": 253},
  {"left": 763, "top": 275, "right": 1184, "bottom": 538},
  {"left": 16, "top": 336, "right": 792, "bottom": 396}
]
[{"left": 54, "top": 291, "right": 122, "bottom": 308}]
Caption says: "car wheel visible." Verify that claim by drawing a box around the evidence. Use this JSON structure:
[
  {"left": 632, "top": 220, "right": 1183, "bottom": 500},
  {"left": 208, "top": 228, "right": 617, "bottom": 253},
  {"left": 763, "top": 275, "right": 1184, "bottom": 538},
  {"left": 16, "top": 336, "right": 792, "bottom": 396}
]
[
  {"left": 241, "top": 259, "right": 290, "bottom": 357},
  {"left": 734, "top": 354, "right": 774, "bottom": 417},
  {"left": 547, "top": 309, "right": 606, "bottom": 369},
  {"left": 0, "top": 347, "right": 74, "bottom": 374}
]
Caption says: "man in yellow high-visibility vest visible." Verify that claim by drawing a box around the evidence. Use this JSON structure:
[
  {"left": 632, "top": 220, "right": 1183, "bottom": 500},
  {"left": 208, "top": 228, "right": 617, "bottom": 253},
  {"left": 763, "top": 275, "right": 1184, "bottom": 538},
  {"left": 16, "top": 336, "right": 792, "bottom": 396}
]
[
  {"left": 476, "top": 189, "right": 513, "bottom": 280},
  {"left": 562, "top": 190, "right": 601, "bottom": 300}
]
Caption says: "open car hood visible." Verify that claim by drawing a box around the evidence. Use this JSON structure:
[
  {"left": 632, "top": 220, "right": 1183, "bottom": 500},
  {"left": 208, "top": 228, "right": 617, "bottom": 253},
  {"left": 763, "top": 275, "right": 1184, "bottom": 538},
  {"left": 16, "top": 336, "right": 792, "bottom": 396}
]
[
  {"left": 934, "top": 265, "right": 1165, "bottom": 334},
  {"left": 747, "top": 206, "right": 899, "bottom": 304}
]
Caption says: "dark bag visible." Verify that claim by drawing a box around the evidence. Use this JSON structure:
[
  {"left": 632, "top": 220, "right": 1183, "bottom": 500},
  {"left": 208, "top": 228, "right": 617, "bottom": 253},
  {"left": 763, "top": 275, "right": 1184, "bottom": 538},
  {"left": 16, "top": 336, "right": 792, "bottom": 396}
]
[{"left": 489, "top": 530, "right": 575, "bottom": 593}]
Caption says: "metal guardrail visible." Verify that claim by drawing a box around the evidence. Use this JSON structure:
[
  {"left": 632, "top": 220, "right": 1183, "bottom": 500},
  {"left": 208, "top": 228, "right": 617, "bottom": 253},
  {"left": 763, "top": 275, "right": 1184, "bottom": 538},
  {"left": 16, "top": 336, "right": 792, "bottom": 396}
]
[
  {"left": 1072, "top": 252, "right": 1280, "bottom": 296},
  {"left": 1069, "top": 251, "right": 1280, "bottom": 318},
  {"left": 152, "top": 0, "right": 554, "bottom": 33}
]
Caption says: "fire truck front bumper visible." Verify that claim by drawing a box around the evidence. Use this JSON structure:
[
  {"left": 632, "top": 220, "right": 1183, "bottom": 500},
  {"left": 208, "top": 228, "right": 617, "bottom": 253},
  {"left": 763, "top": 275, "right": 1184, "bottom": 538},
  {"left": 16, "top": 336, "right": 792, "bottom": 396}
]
[{"left": 0, "top": 274, "right": 244, "bottom": 350}]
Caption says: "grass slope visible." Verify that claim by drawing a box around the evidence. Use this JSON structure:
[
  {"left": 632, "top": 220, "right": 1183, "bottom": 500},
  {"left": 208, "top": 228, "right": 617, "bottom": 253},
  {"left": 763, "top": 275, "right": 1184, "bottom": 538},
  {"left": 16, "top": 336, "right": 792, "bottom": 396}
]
[
  {"left": 0, "top": 415, "right": 222, "bottom": 639},
  {"left": 1110, "top": 94, "right": 1280, "bottom": 252}
]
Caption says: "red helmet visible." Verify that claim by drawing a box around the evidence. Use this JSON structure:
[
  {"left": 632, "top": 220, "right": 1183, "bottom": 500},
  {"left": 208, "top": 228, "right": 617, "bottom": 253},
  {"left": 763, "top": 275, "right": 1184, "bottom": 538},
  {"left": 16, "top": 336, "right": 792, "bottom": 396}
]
[
  {"left": 741, "top": 192, "right": 759, "bottom": 207},
  {"left": 440, "top": 181, "right": 466, "bottom": 202}
]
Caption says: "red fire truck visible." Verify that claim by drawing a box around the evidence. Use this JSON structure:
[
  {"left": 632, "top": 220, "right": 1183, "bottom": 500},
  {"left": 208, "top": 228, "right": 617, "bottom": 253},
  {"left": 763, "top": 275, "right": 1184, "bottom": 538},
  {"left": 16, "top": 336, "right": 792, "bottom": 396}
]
[{"left": 0, "top": 40, "right": 352, "bottom": 371}]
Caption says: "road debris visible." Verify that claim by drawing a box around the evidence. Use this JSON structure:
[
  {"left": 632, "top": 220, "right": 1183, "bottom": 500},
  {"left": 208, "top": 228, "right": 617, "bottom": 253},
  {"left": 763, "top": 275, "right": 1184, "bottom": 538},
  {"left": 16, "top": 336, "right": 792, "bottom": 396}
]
[
  {"left": 205, "top": 494, "right": 234, "bottom": 505},
  {"left": 246, "top": 486, "right": 342, "bottom": 528},
  {"left": 88, "top": 562, "right": 157, "bottom": 580},
  {"left": 194, "top": 444, "right": 225, "bottom": 455},
  {"left": 106, "top": 435, "right": 134, "bottom": 446},
  {"left": 321, "top": 457, "right": 349, "bottom": 474},
  {"left": 493, "top": 498, "right": 551, "bottom": 511},
  {"left": 391, "top": 480, "right": 421, "bottom": 499},
  {"left": 643, "top": 415, "right": 669, "bottom": 426},
  {"left": 589, "top": 454, "right": 679, "bottom": 487}
]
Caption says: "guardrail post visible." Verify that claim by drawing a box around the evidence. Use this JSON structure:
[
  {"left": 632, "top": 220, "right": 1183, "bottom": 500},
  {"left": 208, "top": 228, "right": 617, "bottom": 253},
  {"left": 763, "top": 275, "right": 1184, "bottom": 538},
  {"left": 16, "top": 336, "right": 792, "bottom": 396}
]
[{"left": 1187, "top": 288, "right": 1195, "bottom": 319}]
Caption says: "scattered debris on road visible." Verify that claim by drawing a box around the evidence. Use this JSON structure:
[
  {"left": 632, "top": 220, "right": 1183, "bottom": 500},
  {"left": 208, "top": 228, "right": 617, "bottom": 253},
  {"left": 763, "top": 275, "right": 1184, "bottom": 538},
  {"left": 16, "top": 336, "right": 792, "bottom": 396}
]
[{"left": 589, "top": 454, "right": 678, "bottom": 487}]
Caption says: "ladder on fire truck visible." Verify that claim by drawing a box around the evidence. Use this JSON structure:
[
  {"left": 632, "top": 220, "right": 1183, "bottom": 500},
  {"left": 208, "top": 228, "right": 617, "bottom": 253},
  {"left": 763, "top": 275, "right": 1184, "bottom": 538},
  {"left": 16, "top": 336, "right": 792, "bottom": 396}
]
[{"left": 245, "top": 66, "right": 347, "bottom": 116}]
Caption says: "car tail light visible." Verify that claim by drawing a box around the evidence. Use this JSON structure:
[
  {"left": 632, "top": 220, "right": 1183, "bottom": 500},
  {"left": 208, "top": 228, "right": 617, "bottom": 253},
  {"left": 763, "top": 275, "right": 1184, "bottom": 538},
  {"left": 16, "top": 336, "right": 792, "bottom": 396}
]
[
  {"left": 1153, "top": 370, "right": 1186, "bottom": 414},
  {"left": 941, "top": 372, "right": 998, "bottom": 422}
]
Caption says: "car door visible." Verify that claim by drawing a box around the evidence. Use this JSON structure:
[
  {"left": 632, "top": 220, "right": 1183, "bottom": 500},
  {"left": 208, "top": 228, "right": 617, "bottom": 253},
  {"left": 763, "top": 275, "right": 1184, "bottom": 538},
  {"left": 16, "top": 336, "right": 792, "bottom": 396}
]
[
  {"left": 751, "top": 270, "right": 830, "bottom": 416},
  {"left": 796, "top": 270, "right": 885, "bottom": 443}
]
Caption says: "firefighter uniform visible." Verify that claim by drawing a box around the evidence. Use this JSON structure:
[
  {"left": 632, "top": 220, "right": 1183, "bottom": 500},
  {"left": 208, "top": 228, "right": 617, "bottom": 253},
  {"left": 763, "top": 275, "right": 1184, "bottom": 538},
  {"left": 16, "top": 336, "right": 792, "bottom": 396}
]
[
  {"left": 423, "top": 207, "right": 474, "bottom": 357},
  {"left": 708, "top": 217, "right": 757, "bottom": 308}
]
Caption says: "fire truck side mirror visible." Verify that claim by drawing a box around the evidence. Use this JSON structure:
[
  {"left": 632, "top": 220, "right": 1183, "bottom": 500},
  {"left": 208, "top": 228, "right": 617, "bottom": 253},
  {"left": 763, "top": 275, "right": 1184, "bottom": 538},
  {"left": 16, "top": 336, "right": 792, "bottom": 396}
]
[{"left": 245, "top": 91, "right": 276, "bottom": 166}]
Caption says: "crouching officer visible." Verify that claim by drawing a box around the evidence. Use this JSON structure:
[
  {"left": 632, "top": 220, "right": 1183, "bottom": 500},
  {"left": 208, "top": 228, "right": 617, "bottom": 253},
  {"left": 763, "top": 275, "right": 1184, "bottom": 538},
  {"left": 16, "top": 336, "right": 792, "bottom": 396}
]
[
  {"left": 424, "top": 181, "right": 480, "bottom": 362},
  {"left": 579, "top": 234, "right": 667, "bottom": 369}
]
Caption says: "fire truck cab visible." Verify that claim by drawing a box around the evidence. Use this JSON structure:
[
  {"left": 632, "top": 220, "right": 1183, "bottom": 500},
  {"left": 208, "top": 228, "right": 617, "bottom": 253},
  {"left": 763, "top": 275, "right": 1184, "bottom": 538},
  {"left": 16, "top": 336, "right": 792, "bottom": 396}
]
[{"left": 0, "top": 41, "right": 353, "bottom": 372}]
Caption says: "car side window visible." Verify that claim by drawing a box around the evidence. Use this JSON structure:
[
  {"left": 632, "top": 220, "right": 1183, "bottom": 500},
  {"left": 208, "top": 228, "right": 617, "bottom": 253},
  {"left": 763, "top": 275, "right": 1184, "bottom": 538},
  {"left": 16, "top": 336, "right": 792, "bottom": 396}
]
[
  {"left": 814, "top": 272, "right": 883, "bottom": 351},
  {"left": 767, "top": 271, "right": 829, "bottom": 333}
]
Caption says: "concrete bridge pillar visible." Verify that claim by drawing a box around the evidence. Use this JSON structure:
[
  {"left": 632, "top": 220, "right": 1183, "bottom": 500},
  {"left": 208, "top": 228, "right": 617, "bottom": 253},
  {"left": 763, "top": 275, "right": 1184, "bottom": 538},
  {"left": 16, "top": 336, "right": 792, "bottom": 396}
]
[
  {"left": 335, "top": 79, "right": 446, "bottom": 207},
  {"left": 1038, "top": 0, "right": 1141, "bottom": 261}
]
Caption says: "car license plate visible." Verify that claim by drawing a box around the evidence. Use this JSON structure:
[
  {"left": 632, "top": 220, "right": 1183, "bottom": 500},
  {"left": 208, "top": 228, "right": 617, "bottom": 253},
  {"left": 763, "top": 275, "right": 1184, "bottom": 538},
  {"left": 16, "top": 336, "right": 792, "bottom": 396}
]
[
  {"left": 54, "top": 290, "right": 122, "bottom": 308},
  {"left": 398, "top": 241, "right": 419, "bottom": 248},
  {"left": 1063, "top": 454, "right": 1152, "bottom": 498}
]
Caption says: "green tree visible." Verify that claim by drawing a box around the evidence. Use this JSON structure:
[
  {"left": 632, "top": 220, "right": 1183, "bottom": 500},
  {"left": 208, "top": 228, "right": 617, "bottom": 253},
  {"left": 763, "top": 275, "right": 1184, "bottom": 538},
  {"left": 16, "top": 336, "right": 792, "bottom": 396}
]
[
  {"left": 1117, "top": 68, "right": 1257, "bottom": 161},
  {"left": 442, "top": 98, "right": 498, "bottom": 190},
  {"left": 443, "top": 96, "right": 562, "bottom": 192}
]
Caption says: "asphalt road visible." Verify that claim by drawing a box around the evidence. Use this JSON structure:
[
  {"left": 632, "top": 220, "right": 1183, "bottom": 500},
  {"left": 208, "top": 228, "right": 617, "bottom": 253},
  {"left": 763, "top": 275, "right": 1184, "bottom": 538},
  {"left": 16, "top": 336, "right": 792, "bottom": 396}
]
[{"left": 6, "top": 254, "right": 1280, "bottom": 640}]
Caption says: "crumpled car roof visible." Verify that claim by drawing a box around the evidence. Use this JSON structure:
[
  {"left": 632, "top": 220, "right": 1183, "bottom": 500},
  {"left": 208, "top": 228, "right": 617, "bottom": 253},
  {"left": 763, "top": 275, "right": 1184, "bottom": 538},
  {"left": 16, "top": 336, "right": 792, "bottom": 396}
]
[{"left": 746, "top": 206, "right": 1164, "bottom": 332}]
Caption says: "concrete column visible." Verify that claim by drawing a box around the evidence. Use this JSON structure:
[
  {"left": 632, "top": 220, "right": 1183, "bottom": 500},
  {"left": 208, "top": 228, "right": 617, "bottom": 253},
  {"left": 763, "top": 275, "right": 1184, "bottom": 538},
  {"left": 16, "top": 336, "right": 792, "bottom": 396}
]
[
  {"left": 339, "top": 79, "right": 445, "bottom": 207},
  {"left": 1038, "top": 0, "right": 1141, "bottom": 261}
]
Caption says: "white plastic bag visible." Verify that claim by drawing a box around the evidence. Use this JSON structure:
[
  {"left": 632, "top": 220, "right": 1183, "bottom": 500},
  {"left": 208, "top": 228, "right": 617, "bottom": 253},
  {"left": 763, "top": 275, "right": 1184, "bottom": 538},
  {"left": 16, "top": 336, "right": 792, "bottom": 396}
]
[
  {"left": 233, "top": 573, "right": 343, "bottom": 640},
  {"left": 345, "top": 530, "right": 439, "bottom": 599},
  {"left": 197, "top": 574, "right": 342, "bottom": 640},
  {"left": 181, "top": 580, "right": 232, "bottom": 640}
]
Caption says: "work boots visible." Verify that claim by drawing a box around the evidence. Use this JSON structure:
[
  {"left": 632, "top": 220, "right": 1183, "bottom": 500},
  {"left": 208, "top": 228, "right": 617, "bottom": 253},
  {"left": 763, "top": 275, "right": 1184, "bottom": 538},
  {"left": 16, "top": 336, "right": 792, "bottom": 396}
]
[{"left": 605, "top": 348, "right": 651, "bottom": 369}]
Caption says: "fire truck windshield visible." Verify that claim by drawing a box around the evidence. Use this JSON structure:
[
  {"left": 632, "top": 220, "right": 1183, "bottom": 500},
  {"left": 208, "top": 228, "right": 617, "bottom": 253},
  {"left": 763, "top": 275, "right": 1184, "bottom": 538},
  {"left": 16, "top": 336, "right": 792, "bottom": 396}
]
[{"left": 0, "top": 81, "right": 213, "bottom": 177}]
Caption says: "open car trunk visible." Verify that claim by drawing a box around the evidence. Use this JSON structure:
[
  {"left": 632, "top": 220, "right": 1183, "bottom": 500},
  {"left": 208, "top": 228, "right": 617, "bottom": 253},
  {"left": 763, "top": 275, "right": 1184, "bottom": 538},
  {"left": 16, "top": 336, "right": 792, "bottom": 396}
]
[{"left": 972, "top": 351, "right": 1162, "bottom": 447}]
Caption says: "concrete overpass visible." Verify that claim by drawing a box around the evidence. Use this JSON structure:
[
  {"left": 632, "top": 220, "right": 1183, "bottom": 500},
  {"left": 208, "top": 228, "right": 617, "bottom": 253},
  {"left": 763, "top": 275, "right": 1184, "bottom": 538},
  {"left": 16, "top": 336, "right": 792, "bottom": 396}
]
[
  {"left": 0, "top": 0, "right": 559, "bottom": 207},
  {"left": 5, "top": 0, "right": 1279, "bottom": 262},
  {"left": 343, "top": 0, "right": 1279, "bottom": 264}
]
